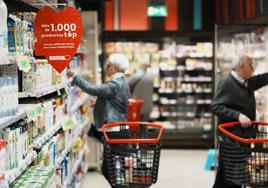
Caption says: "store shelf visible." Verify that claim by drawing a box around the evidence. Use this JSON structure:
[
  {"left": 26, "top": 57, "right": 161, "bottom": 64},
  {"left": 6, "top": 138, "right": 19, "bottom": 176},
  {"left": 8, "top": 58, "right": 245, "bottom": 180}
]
[
  {"left": 160, "top": 67, "right": 212, "bottom": 72},
  {"left": 104, "top": 30, "right": 214, "bottom": 41},
  {"left": 20, "top": 0, "right": 62, "bottom": 9},
  {"left": 159, "top": 88, "right": 212, "bottom": 94},
  {"left": 55, "top": 148, "right": 69, "bottom": 168},
  {"left": 197, "top": 99, "right": 212, "bottom": 104},
  {"left": 162, "top": 77, "right": 177, "bottom": 81},
  {"left": 6, "top": 150, "right": 37, "bottom": 185},
  {"left": 176, "top": 56, "right": 213, "bottom": 59},
  {"left": 159, "top": 88, "right": 176, "bottom": 94},
  {"left": 33, "top": 119, "right": 63, "bottom": 149},
  {"left": 5, "top": 0, "right": 64, "bottom": 12},
  {"left": 0, "top": 53, "right": 16, "bottom": 65},
  {"left": 70, "top": 95, "right": 90, "bottom": 113},
  {"left": 63, "top": 145, "right": 87, "bottom": 187},
  {"left": 177, "top": 88, "right": 212, "bottom": 94},
  {"left": 0, "top": 104, "right": 30, "bottom": 130},
  {"left": 19, "top": 83, "right": 65, "bottom": 98},
  {"left": 104, "top": 36, "right": 214, "bottom": 149},
  {"left": 160, "top": 77, "right": 212, "bottom": 83},
  {"left": 217, "top": 24, "right": 266, "bottom": 38},
  {"left": 183, "top": 77, "right": 212, "bottom": 82},
  {"left": 185, "top": 68, "right": 213, "bottom": 72},
  {"left": 55, "top": 118, "right": 91, "bottom": 167}
]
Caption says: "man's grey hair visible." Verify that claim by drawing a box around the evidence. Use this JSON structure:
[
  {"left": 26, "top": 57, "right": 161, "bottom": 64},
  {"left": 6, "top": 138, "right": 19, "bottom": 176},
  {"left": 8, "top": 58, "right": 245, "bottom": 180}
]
[
  {"left": 231, "top": 55, "right": 249, "bottom": 70},
  {"left": 107, "top": 53, "right": 129, "bottom": 72}
]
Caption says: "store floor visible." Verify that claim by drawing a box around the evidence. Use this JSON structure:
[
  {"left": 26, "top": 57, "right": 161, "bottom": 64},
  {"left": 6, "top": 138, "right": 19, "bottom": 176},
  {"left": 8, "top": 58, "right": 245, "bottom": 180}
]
[{"left": 81, "top": 149, "right": 215, "bottom": 188}]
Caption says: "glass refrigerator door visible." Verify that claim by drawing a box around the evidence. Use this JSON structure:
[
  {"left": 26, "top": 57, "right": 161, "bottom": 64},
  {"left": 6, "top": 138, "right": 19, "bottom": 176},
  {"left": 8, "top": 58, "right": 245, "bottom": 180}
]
[{"left": 215, "top": 25, "right": 268, "bottom": 122}]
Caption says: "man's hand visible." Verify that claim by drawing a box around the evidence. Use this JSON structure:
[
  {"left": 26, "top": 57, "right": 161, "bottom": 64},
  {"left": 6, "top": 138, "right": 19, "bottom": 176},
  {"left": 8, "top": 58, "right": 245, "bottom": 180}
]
[
  {"left": 238, "top": 113, "right": 251, "bottom": 127},
  {"left": 89, "top": 98, "right": 96, "bottom": 107}
]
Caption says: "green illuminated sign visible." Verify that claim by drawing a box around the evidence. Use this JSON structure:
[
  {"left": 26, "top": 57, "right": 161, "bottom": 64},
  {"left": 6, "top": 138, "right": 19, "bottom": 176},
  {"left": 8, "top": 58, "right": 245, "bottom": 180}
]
[{"left": 147, "top": 5, "right": 167, "bottom": 17}]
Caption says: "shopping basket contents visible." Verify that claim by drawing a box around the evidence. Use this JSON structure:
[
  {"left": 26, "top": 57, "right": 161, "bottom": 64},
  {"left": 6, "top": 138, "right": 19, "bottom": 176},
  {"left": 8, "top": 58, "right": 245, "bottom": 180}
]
[
  {"left": 128, "top": 98, "right": 144, "bottom": 121},
  {"left": 101, "top": 122, "right": 163, "bottom": 188},
  {"left": 218, "top": 121, "right": 268, "bottom": 187}
]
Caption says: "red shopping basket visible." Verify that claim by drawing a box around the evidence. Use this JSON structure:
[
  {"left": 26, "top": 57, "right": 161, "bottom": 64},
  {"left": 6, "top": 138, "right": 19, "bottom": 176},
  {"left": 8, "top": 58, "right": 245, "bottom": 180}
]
[
  {"left": 218, "top": 121, "right": 268, "bottom": 187},
  {"left": 101, "top": 122, "right": 163, "bottom": 188},
  {"left": 128, "top": 98, "right": 144, "bottom": 122}
]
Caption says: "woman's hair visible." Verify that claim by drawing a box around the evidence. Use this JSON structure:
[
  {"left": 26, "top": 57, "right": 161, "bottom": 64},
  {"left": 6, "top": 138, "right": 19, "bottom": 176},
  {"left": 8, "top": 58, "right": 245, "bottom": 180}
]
[{"left": 107, "top": 53, "right": 129, "bottom": 72}]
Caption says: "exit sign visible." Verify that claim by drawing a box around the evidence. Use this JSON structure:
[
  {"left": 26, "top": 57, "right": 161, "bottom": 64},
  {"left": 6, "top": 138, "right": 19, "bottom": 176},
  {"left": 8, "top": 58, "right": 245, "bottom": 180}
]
[{"left": 147, "top": 5, "right": 167, "bottom": 17}]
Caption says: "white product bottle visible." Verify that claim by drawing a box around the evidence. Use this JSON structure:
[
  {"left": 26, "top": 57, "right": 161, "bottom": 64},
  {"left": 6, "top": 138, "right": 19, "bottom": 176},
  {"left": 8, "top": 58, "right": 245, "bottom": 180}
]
[
  {"left": 2, "top": 77, "right": 7, "bottom": 117},
  {"left": 0, "top": 77, "right": 3, "bottom": 118},
  {"left": 0, "top": 0, "right": 8, "bottom": 58},
  {"left": 12, "top": 77, "right": 18, "bottom": 114},
  {"left": 6, "top": 77, "right": 13, "bottom": 116}
]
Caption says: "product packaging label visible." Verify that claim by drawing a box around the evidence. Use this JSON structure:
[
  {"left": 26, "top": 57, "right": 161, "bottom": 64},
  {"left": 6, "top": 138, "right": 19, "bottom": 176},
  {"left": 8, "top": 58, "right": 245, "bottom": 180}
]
[
  {"left": 62, "top": 116, "right": 74, "bottom": 131},
  {"left": 16, "top": 55, "right": 31, "bottom": 73}
]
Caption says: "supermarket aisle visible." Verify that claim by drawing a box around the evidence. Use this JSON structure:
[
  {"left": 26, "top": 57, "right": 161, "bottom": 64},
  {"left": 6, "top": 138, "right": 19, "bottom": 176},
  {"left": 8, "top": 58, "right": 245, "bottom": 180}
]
[{"left": 81, "top": 149, "right": 215, "bottom": 188}]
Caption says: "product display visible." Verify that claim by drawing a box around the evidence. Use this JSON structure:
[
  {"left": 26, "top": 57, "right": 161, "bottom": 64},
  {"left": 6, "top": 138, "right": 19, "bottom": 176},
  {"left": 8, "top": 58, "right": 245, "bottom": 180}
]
[
  {"left": 105, "top": 41, "right": 213, "bottom": 135},
  {"left": 159, "top": 44, "right": 213, "bottom": 131},
  {"left": 7, "top": 13, "right": 35, "bottom": 56},
  {"left": 11, "top": 166, "right": 58, "bottom": 188},
  {"left": 0, "top": 0, "right": 8, "bottom": 59},
  {"left": 22, "top": 61, "right": 53, "bottom": 92},
  {"left": 0, "top": 1, "right": 96, "bottom": 187},
  {"left": 0, "top": 76, "right": 18, "bottom": 118}
]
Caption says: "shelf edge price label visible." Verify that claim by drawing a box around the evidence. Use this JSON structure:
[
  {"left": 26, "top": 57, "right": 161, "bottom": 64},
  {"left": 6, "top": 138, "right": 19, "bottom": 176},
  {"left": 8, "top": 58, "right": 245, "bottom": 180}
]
[
  {"left": 71, "top": 137, "right": 83, "bottom": 153},
  {"left": 34, "top": 6, "right": 83, "bottom": 73},
  {"left": 62, "top": 116, "right": 74, "bottom": 130},
  {"left": 26, "top": 105, "right": 37, "bottom": 122},
  {"left": 35, "top": 103, "right": 44, "bottom": 117},
  {"left": 16, "top": 55, "right": 31, "bottom": 73}
]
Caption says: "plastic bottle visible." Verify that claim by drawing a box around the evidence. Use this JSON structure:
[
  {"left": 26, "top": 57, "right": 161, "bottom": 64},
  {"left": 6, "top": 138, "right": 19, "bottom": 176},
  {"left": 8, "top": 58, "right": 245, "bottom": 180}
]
[
  {"left": 12, "top": 77, "right": 18, "bottom": 114},
  {"left": 0, "top": 77, "right": 3, "bottom": 118},
  {"left": 2, "top": 77, "right": 7, "bottom": 117},
  {"left": 6, "top": 77, "right": 13, "bottom": 116},
  {"left": 0, "top": 0, "right": 8, "bottom": 58}
]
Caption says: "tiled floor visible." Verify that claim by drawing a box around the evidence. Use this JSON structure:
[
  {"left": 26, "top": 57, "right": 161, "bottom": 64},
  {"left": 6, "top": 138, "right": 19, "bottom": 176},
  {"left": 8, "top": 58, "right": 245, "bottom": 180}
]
[{"left": 81, "top": 149, "right": 215, "bottom": 188}]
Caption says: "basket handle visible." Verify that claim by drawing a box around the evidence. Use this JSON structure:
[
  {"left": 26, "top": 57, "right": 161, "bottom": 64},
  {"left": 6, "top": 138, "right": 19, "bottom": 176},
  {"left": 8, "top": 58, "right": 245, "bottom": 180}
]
[
  {"left": 101, "top": 122, "right": 163, "bottom": 144},
  {"left": 218, "top": 121, "right": 268, "bottom": 143}
]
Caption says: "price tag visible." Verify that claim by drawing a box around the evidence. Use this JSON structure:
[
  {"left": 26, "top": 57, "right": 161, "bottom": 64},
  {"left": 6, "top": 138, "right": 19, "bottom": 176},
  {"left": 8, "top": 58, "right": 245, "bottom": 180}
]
[
  {"left": 26, "top": 105, "right": 37, "bottom": 122},
  {"left": 55, "top": 84, "right": 61, "bottom": 96},
  {"left": 72, "top": 137, "right": 83, "bottom": 153},
  {"left": 16, "top": 55, "right": 31, "bottom": 73},
  {"left": 62, "top": 116, "right": 74, "bottom": 130}
]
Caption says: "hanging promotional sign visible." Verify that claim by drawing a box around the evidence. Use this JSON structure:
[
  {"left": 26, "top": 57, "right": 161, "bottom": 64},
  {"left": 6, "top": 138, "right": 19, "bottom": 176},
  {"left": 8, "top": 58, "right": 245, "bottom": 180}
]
[{"left": 34, "top": 6, "right": 82, "bottom": 73}]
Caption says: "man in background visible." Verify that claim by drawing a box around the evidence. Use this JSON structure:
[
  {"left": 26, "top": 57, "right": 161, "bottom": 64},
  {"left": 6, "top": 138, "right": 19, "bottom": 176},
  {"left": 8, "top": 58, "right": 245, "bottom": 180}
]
[
  {"left": 128, "top": 59, "right": 154, "bottom": 121},
  {"left": 211, "top": 54, "right": 268, "bottom": 188}
]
